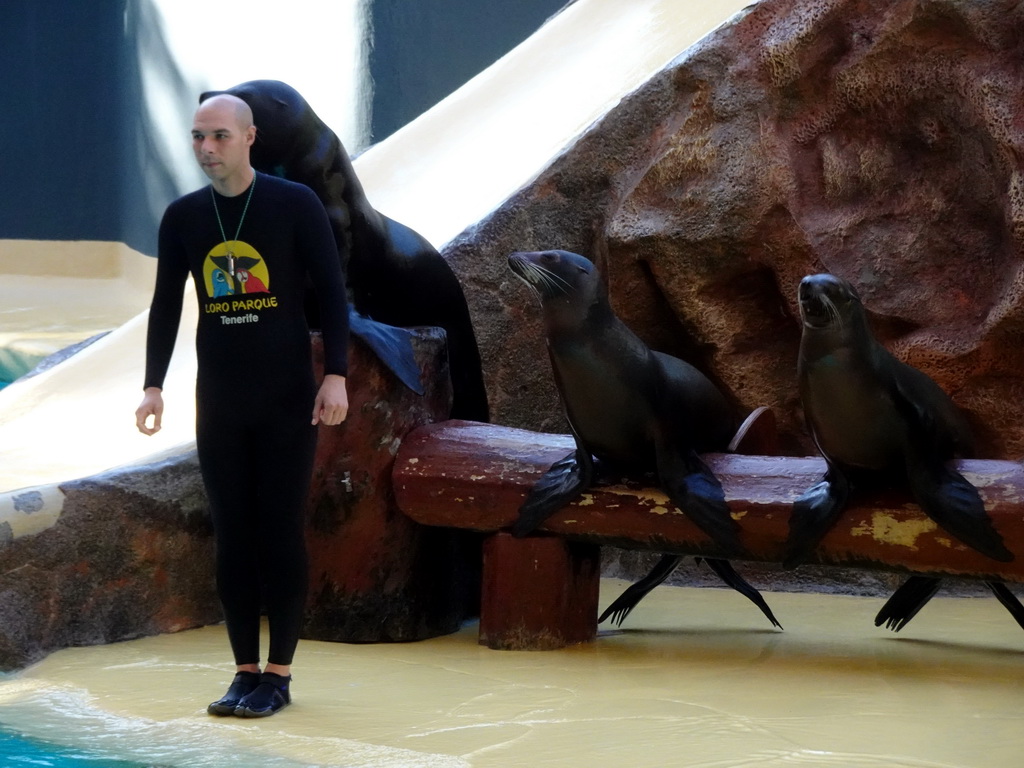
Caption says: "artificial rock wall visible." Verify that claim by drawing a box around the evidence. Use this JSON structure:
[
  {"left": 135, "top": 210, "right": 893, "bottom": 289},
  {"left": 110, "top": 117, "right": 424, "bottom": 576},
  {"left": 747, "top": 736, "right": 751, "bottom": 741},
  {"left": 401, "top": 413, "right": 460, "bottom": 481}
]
[{"left": 448, "top": 0, "right": 1024, "bottom": 461}]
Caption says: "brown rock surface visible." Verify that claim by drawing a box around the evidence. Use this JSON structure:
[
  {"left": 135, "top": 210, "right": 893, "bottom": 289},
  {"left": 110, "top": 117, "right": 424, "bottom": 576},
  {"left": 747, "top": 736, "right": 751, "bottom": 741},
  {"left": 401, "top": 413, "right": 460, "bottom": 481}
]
[
  {"left": 445, "top": 0, "right": 1024, "bottom": 459},
  {"left": 0, "top": 453, "right": 219, "bottom": 671}
]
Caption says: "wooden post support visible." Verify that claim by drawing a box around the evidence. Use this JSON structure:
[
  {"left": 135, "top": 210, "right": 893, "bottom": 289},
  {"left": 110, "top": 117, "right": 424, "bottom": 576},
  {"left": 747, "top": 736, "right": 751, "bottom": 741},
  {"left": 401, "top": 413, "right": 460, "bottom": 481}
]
[{"left": 479, "top": 532, "right": 601, "bottom": 650}]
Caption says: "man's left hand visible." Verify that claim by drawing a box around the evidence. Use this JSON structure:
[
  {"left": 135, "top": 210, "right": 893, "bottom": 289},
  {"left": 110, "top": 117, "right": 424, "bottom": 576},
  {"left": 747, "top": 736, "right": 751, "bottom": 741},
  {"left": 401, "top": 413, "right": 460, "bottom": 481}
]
[{"left": 312, "top": 374, "right": 349, "bottom": 425}]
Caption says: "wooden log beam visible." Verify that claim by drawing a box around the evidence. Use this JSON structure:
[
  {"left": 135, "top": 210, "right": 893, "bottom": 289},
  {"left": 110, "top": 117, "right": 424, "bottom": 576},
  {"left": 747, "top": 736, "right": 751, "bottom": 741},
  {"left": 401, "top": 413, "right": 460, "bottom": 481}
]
[{"left": 393, "top": 420, "right": 1024, "bottom": 583}]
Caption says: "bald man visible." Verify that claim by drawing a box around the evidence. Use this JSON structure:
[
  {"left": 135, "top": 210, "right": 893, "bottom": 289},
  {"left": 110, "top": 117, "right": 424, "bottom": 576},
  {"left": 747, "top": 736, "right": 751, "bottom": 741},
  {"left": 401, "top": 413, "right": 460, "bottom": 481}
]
[{"left": 136, "top": 94, "right": 350, "bottom": 718}]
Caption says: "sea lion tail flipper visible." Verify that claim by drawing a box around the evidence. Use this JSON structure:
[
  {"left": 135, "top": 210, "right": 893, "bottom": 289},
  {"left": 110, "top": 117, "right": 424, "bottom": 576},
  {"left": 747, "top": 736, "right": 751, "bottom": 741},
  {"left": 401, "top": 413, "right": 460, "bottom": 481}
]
[
  {"left": 659, "top": 450, "right": 740, "bottom": 556},
  {"left": 874, "top": 576, "right": 941, "bottom": 632},
  {"left": 784, "top": 469, "right": 850, "bottom": 569},
  {"left": 512, "top": 450, "right": 591, "bottom": 537},
  {"left": 985, "top": 582, "right": 1024, "bottom": 632},
  {"left": 700, "top": 558, "right": 783, "bottom": 629},
  {"left": 908, "top": 462, "right": 1013, "bottom": 563},
  {"left": 598, "top": 555, "right": 682, "bottom": 627},
  {"left": 347, "top": 310, "right": 425, "bottom": 395}
]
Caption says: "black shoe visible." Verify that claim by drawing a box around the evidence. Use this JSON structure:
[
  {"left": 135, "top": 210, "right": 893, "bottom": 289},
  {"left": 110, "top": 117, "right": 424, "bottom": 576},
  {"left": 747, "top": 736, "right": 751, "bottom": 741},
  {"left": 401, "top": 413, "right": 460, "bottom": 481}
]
[
  {"left": 234, "top": 672, "right": 291, "bottom": 718},
  {"left": 207, "top": 671, "right": 261, "bottom": 716}
]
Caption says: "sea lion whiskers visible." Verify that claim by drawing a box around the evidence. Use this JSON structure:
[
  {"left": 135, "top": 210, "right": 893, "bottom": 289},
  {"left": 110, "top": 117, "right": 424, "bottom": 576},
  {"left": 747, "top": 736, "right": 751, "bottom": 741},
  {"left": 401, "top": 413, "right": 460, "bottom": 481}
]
[
  {"left": 520, "top": 259, "right": 577, "bottom": 294},
  {"left": 509, "top": 251, "right": 575, "bottom": 298},
  {"left": 817, "top": 290, "right": 843, "bottom": 330},
  {"left": 527, "top": 261, "right": 574, "bottom": 296}
]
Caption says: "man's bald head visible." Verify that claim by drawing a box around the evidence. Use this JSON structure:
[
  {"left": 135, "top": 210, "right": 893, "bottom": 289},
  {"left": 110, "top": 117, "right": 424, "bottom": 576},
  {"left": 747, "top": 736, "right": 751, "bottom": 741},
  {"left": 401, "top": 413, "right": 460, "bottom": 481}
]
[{"left": 195, "top": 93, "right": 254, "bottom": 131}]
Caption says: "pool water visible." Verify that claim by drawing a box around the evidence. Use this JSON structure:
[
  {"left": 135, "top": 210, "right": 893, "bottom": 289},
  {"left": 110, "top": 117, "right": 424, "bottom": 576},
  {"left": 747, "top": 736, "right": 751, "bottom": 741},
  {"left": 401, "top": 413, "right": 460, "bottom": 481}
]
[
  {"left": 0, "top": 349, "right": 39, "bottom": 391},
  {"left": 0, "top": 725, "right": 152, "bottom": 767}
]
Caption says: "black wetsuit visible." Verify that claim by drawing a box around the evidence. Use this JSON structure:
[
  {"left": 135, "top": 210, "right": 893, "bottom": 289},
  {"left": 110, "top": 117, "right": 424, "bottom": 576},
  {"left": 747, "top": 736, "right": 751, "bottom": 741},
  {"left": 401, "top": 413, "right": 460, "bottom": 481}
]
[{"left": 144, "top": 172, "right": 349, "bottom": 666}]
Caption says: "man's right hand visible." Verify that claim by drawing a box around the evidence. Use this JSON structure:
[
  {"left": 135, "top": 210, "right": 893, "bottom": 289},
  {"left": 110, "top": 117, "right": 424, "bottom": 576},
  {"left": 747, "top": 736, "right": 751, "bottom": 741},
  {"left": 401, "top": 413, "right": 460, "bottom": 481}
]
[{"left": 135, "top": 387, "right": 164, "bottom": 435}]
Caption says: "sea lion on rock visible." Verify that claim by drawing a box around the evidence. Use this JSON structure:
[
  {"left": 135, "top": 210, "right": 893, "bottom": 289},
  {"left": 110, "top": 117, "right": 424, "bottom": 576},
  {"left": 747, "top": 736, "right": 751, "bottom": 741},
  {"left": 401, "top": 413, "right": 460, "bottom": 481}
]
[
  {"left": 199, "top": 80, "right": 489, "bottom": 421},
  {"left": 508, "top": 250, "right": 780, "bottom": 629},
  {"left": 792, "top": 273, "right": 1022, "bottom": 631}
]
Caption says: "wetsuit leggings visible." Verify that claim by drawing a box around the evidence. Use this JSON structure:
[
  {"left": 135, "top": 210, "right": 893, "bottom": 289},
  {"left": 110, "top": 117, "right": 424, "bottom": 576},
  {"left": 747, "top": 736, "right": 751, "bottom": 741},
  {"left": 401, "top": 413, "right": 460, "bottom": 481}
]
[{"left": 197, "top": 387, "right": 317, "bottom": 667}]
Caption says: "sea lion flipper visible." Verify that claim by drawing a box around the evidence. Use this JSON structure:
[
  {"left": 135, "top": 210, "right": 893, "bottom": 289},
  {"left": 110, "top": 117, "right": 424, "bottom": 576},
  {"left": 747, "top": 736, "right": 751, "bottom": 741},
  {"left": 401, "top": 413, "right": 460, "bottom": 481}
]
[
  {"left": 700, "top": 558, "right": 783, "bottom": 629},
  {"left": 784, "top": 468, "right": 850, "bottom": 569},
  {"left": 347, "top": 309, "right": 425, "bottom": 395},
  {"left": 906, "top": 460, "right": 1013, "bottom": 563},
  {"left": 598, "top": 554, "right": 682, "bottom": 627},
  {"left": 985, "top": 582, "right": 1024, "bottom": 632},
  {"left": 875, "top": 575, "right": 941, "bottom": 632},
  {"left": 890, "top": 367, "right": 1009, "bottom": 561},
  {"left": 512, "top": 449, "right": 593, "bottom": 537},
  {"left": 658, "top": 449, "right": 739, "bottom": 555}
]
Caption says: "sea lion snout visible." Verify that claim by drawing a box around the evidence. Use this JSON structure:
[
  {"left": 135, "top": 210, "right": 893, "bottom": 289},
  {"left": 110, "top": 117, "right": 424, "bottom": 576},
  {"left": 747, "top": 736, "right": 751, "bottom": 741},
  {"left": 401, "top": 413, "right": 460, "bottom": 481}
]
[
  {"left": 506, "top": 252, "right": 539, "bottom": 291},
  {"left": 798, "top": 273, "right": 860, "bottom": 329},
  {"left": 507, "top": 251, "right": 531, "bottom": 275}
]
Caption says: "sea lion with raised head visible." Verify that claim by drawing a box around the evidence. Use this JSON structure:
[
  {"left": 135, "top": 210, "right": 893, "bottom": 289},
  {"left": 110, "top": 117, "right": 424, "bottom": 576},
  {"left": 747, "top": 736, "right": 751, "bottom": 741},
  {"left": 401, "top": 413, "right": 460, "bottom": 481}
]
[
  {"left": 792, "top": 273, "right": 1021, "bottom": 631},
  {"left": 199, "top": 80, "right": 489, "bottom": 421},
  {"left": 508, "top": 249, "right": 781, "bottom": 629}
]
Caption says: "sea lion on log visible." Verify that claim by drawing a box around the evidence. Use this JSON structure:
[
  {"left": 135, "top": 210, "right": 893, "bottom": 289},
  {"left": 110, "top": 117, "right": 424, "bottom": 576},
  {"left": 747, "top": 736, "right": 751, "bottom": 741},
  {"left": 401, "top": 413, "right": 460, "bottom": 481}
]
[
  {"left": 508, "top": 249, "right": 780, "bottom": 629},
  {"left": 793, "top": 273, "right": 1020, "bottom": 631}
]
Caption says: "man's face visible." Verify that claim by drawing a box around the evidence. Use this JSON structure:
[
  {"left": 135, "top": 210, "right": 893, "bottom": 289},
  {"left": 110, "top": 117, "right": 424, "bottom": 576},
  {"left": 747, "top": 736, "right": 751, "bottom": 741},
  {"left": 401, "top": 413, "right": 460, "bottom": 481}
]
[{"left": 191, "top": 98, "right": 254, "bottom": 183}]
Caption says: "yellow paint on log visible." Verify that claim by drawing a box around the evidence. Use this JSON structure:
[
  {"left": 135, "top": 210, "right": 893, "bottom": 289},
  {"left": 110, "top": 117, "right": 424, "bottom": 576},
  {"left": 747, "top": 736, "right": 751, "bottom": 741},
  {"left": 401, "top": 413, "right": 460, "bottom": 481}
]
[{"left": 851, "top": 511, "right": 937, "bottom": 549}]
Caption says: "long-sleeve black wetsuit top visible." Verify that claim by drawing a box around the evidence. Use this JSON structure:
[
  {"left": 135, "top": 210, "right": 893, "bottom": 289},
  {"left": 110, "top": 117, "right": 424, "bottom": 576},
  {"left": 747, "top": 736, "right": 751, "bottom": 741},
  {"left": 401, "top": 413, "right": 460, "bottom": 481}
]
[{"left": 144, "top": 172, "right": 349, "bottom": 393}]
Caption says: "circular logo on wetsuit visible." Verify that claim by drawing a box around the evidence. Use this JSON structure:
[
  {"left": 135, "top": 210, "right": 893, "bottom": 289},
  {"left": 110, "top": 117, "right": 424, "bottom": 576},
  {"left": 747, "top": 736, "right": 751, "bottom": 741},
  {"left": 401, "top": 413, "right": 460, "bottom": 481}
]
[{"left": 203, "top": 240, "right": 271, "bottom": 298}]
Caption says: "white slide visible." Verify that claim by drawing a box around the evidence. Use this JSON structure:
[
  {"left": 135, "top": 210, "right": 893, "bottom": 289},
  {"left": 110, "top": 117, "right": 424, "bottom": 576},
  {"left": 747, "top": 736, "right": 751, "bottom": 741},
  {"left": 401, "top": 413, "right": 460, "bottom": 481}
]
[{"left": 0, "top": 0, "right": 752, "bottom": 528}]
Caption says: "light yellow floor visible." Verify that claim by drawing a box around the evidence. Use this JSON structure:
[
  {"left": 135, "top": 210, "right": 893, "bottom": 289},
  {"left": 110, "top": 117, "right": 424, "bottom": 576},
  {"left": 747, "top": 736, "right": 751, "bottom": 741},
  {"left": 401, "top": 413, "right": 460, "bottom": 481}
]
[{"left": 1, "top": 580, "right": 1021, "bottom": 767}]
